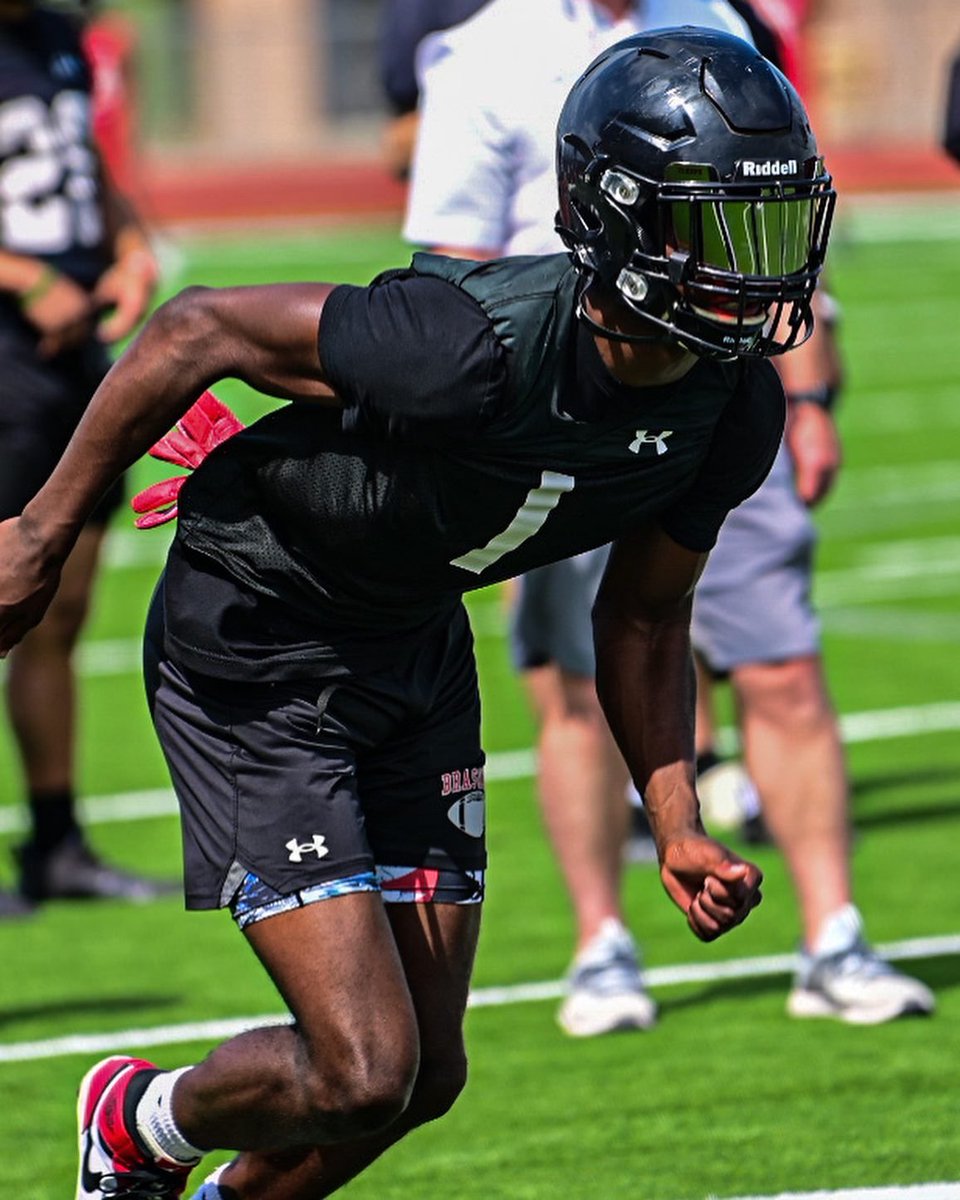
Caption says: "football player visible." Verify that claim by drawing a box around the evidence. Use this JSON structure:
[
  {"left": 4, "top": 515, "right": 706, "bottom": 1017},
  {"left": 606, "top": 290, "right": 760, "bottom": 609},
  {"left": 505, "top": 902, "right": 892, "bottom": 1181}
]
[{"left": 3, "top": 30, "right": 819, "bottom": 1200}]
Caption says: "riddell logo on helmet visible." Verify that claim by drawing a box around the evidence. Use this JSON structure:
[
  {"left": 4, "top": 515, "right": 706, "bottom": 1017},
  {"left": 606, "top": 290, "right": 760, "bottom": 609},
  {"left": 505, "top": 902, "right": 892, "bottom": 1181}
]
[{"left": 738, "top": 159, "right": 799, "bottom": 177}]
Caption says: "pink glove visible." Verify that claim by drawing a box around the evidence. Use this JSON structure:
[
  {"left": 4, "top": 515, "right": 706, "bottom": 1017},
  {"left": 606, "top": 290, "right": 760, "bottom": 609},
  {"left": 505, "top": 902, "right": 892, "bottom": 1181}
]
[{"left": 130, "top": 391, "right": 245, "bottom": 528}]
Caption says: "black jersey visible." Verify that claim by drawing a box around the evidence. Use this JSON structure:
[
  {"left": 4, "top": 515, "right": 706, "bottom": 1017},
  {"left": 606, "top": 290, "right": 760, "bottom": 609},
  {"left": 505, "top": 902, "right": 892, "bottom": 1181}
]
[
  {"left": 0, "top": 6, "right": 108, "bottom": 310},
  {"left": 164, "top": 254, "right": 784, "bottom": 679}
]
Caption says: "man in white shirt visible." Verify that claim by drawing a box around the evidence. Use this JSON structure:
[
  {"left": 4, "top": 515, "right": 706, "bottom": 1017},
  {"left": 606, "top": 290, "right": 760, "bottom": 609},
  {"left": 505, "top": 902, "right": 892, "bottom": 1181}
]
[
  {"left": 404, "top": 0, "right": 936, "bottom": 1034},
  {"left": 405, "top": 0, "right": 755, "bottom": 1039}
]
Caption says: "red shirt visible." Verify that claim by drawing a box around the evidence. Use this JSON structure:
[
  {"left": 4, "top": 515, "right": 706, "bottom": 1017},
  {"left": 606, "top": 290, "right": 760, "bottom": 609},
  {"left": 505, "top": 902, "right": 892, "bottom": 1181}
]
[
  {"left": 82, "top": 15, "right": 137, "bottom": 191},
  {"left": 747, "top": 0, "right": 808, "bottom": 91}
]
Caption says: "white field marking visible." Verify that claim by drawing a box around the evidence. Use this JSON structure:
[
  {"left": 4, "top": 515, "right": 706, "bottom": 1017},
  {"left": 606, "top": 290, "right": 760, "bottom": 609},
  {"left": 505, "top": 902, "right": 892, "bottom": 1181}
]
[
  {"left": 1, "top": 932, "right": 958, "bottom": 1066},
  {"left": 103, "top": 529, "right": 172, "bottom": 569},
  {"left": 722, "top": 1186, "right": 960, "bottom": 1200},
  {"left": 822, "top": 607, "right": 960, "bottom": 642},
  {"left": 819, "top": 462, "right": 960, "bottom": 505},
  {"left": 855, "top": 536, "right": 960, "bottom": 565},
  {"left": 840, "top": 393, "right": 960, "bottom": 433},
  {"left": 838, "top": 194, "right": 960, "bottom": 244},
  {"left": 1, "top": 700, "right": 960, "bottom": 837},
  {"left": 814, "top": 566, "right": 960, "bottom": 607},
  {"left": 810, "top": 534, "right": 960, "bottom": 607},
  {"left": 77, "top": 638, "right": 144, "bottom": 676}
]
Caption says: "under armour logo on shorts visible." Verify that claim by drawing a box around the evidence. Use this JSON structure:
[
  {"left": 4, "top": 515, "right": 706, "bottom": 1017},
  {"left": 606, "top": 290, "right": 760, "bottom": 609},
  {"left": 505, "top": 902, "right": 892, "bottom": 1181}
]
[{"left": 286, "top": 834, "right": 329, "bottom": 863}]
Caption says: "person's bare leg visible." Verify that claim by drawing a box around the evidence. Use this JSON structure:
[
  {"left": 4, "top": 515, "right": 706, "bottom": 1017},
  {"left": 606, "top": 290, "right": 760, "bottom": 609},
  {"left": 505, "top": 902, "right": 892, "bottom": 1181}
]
[
  {"left": 524, "top": 663, "right": 630, "bottom": 952},
  {"left": 200, "top": 898, "right": 481, "bottom": 1199},
  {"left": 693, "top": 655, "right": 718, "bottom": 762},
  {"left": 5, "top": 524, "right": 104, "bottom": 793},
  {"left": 6, "top": 522, "right": 174, "bottom": 903},
  {"left": 733, "top": 654, "right": 850, "bottom": 948}
]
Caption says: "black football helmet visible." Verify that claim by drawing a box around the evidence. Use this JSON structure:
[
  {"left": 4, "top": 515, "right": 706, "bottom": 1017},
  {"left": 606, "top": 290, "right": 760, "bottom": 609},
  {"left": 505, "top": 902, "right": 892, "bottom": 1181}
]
[{"left": 555, "top": 27, "right": 835, "bottom": 358}]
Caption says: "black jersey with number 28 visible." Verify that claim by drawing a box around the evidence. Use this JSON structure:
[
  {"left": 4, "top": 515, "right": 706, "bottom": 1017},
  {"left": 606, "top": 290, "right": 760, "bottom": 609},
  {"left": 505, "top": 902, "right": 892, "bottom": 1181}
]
[
  {"left": 165, "top": 254, "right": 785, "bottom": 679},
  {"left": 0, "top": 8, "right": 108, "bottom": 298}
]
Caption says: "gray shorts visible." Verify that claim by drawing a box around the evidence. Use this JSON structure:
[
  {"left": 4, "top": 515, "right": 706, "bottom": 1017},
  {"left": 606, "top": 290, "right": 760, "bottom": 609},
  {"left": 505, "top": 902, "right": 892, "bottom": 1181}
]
[
  {"left": 508, "top": 444, "right": 818, "bottom": 680},
  {"left": 691, "top": 441, "right": 821, "bottom": 673},
  {"left": 509, "top": 546, "right": 611, "bottom": 677}
]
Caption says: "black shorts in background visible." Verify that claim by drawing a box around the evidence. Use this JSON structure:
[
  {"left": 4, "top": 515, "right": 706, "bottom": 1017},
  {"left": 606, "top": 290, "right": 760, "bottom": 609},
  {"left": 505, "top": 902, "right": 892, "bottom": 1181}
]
[{"left": 0, "top": 325, "right": 124, "bottom": 524}]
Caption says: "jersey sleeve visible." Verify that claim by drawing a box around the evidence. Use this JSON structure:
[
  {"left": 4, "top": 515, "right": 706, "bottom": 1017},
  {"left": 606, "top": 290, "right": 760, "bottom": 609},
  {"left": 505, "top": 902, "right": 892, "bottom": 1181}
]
[
  {"left": 402, "top": 26, "right": 514, "bottom": 252},
  {"left": 378, "top": 0, "right": 436, "bottom": 114},
  {"left": 379, "top": 0, "right": 488, "bottom": 114},
  {"left": 659, "top": 360, "right": 786, "bottom": 552},
  {"left": 317, "top": 270, "right": 506, "bottom": 434}
]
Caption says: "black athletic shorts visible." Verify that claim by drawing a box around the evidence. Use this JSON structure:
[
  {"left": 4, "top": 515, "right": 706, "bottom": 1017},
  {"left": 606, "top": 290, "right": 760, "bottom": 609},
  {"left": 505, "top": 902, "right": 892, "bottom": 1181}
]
[
  {"left": 144, "top": 580, "right": 486, "bottom": 923},
  {"left": 0, "top": 326, "right": 124, "bottom": 524}
]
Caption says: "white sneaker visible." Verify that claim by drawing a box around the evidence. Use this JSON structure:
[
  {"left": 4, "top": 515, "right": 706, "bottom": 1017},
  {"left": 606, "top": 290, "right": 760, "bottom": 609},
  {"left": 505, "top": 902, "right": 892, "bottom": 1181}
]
[
  {"left": 558, "top": 919, "right": 657, "bottom": 1037},
  {"left": 787, "top": 906, "right": 935, "bottom": 1025}
]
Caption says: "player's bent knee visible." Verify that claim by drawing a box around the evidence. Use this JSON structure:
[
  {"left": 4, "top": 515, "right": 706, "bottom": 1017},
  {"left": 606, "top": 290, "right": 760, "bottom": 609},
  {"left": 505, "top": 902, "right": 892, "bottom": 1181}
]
[
  {"left": 300, "top": 1036, "right": 420, "bottom": 1140},
  {"left": 407, "top": 1052, "right": 469, "bottom": 1127}
]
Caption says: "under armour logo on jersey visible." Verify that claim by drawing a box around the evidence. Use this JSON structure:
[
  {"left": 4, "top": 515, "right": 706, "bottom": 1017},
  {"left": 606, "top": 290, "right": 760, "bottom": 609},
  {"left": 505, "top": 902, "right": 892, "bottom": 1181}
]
[
  {"left": 286, "top": 835, "right": 329, "bottom": 863},
  {"left": 629, "top": 430, "right": 673, "bottom": 456}
]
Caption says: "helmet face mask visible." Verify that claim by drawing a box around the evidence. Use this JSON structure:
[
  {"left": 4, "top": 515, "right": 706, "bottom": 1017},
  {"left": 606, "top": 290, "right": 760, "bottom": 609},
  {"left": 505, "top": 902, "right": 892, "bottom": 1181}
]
[{"left": 556, "top": 29, "right": 836, "bottom": 359}]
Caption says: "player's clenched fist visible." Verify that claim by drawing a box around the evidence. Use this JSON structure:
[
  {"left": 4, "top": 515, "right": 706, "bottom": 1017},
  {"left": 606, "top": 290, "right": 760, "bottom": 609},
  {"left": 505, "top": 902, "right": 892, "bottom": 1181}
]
[{"left": 658, "top": 834, "right": 763, "bottom": 942}]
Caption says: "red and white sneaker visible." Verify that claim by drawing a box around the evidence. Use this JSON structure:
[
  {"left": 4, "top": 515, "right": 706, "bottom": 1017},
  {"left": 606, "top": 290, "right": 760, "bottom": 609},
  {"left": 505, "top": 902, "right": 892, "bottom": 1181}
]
[{"left": 76, "top": 1056, "right": 195, "bottom": 1198}]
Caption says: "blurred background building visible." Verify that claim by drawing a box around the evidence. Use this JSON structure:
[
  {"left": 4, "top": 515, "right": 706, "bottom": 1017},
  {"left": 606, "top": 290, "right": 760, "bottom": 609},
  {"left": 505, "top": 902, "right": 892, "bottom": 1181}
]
[{"left": 106, "top": 0, "right": 960, "bottom": 219}]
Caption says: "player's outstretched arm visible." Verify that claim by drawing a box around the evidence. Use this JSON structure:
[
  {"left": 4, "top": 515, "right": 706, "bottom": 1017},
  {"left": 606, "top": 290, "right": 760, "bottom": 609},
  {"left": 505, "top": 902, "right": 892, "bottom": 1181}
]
[
  {"left": 594, "top": 523, "right": 763, "bottom": 941},
  {"left": 0, "top": 282, "right": 341, "bottom": 656}
]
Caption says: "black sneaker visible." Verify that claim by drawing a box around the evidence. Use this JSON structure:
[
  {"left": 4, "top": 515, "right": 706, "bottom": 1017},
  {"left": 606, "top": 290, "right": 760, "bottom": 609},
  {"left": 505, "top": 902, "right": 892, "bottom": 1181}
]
[
  {"left": 741, "top": 811, "right": 773, "bottom": 845},
  {"left": 0, "top": 887, "right": 34, "bottom": 920},
  {"left": 15, "top": 834, "right": 178, "bottom": 904}
]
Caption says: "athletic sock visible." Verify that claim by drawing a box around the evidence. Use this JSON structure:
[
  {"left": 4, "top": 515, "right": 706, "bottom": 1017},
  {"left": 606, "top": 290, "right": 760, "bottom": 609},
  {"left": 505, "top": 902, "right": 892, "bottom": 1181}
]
[
  {"left": 134, "top": 1067, "right": 204, "bottom": 1166},
  {"left": 26, "top": 788, "right": 79, "bottom": 853},
  {"left": 811, "top": 903, "right": 863, "bottom": 959}
]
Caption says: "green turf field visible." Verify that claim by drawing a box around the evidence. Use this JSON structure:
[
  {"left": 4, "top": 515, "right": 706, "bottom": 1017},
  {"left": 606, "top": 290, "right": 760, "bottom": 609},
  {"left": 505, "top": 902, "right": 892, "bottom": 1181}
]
[{"left": 1, "top": 202, "right": 958, "bottom": 1200}]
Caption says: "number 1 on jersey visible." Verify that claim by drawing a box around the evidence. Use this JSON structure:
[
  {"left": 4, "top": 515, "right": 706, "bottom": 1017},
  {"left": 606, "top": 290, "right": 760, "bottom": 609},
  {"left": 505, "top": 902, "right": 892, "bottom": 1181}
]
[{"left": 451, "top": 470, "right": 575, "bottom": 574}]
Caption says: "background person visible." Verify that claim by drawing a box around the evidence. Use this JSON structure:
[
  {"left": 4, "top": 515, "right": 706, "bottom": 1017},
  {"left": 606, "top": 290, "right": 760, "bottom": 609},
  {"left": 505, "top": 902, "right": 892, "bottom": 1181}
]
[
  {"left": 690, "top": 0, "right": 932, "bottom": 1023},
  {"left": 378, "top": 0, "right": 489, "bottom": 180},
  {"left": 404, "top": 0, "right": 936, "bottom": 1026},
  {"left": 403, "top": 0, "right": 754, "bottom": 1039},
  {"left": 0, "top": 0, "right": 165, "bottom": 916}
]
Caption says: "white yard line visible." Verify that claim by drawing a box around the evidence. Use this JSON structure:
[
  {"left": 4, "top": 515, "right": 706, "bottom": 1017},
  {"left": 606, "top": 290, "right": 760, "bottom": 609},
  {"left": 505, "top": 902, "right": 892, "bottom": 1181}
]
[
  {"left": 822, "top": 608, "right": 960, "bottom": 641},
  {"left": 1, "top": 932, "right": 958, "bottom": 1066},
  {"left": 0, "top": 700, "right": 958, "bottom": 836},
  {"left": 723, "top": 1187, "right": 960, "bottom": 1200},
  {"left": 839, "top": 194, "right": 960, "bottom": 244}
]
